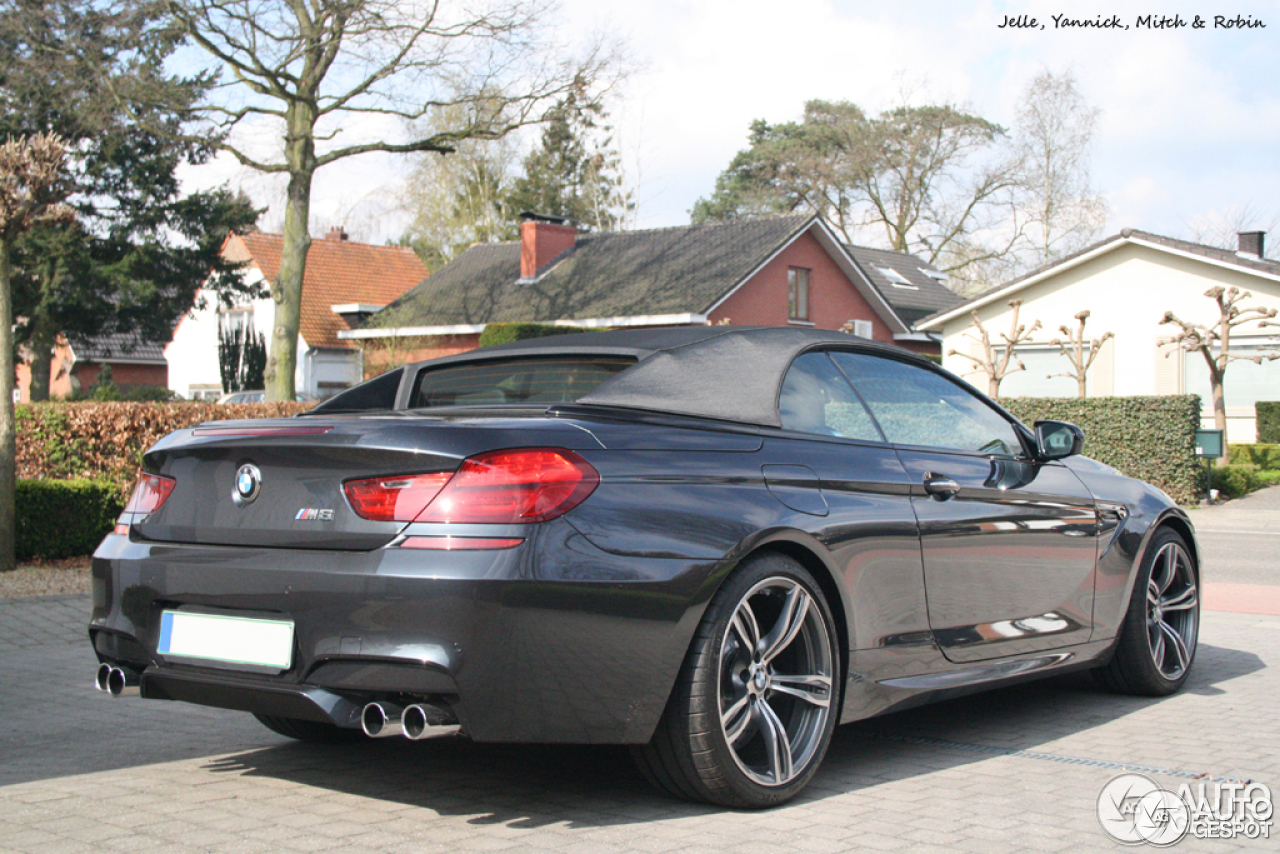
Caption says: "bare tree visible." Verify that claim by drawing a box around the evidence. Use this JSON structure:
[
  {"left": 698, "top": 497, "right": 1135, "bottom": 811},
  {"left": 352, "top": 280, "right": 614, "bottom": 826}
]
[
  {"left": 400, "top": 104, "right": 522, "bottom": 270},
  {"left": 1183, "top": 204, "right": 1278, "bottom": 259},
  {"left": 947, "top": 299, "right": 1042, "bottom": 398},
  {"left": 0, "top": 133, "right": 75, "bottom": 573},
  {"left": 1048, "top": 310, "right": 1114, "bottom": 398},
  {"left": 1014, "top": 69, "right": 1108, "bottom": 267},
  {"left": 113, "top": 1, "right": 616, "bottom": 400},
  {"left": 1161, "top": 286, "right": 1280, "bottom": 463}
]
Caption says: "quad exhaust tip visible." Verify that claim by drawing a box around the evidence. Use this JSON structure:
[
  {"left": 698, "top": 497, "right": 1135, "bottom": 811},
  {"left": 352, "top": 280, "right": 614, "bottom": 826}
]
[
  {"left": 361, "top": 702, "right": 405, "bottom": 738},
  {"left": 95, "top": 663, "right": 139, "bottom": 697},
  {"left": 403, "top": 703, "right": 455, "bottom": 740}
]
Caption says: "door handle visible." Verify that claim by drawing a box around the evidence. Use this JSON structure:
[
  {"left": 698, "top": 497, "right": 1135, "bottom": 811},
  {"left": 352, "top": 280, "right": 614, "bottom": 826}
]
[{"left": 923, "top": 472, "right": 961, "bottom": 500}]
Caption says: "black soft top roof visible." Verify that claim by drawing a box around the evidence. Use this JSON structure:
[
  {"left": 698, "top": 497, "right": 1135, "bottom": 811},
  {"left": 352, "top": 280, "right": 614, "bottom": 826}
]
[{"left": 398, "top": 325, "right": 930, "bottom": 427}]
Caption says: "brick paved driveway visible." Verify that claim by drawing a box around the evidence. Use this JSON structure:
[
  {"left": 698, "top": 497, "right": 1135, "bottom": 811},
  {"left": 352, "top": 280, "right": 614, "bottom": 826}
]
[{"left": 3, "top": 509, "right": 1277, "bottom": 852}]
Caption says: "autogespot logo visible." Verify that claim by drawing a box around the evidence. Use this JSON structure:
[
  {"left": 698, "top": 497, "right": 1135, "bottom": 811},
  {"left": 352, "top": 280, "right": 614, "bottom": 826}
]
[{"left": 1098, "top": 773, "right": 1273, "bottom": 846}]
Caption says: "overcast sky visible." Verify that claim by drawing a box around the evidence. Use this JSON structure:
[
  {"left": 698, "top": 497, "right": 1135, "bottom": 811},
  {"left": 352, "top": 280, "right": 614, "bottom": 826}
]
[{"left": 179, "top": 0, "right": 1280, "bottom": 251}]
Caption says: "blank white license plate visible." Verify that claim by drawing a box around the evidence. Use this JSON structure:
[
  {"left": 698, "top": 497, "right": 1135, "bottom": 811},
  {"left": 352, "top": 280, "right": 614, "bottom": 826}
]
[{"left": 159, "top": 611, "right": 294, "bottom": 669}]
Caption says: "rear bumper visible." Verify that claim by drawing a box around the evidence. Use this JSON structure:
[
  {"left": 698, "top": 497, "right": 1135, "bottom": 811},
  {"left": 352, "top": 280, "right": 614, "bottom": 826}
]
[{"left": 89, "top": 519, "right": 717, "bottom": 743}]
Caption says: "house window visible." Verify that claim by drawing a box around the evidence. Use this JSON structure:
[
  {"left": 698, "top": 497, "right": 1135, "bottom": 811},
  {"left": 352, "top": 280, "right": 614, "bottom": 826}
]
[
  {"left": 788, "top": 267, "right": 810, "bottom": 321},
  {"left": 851, "top": 319, "right": 874, "bottom": 339},
  {"left": 1184, "top": 341, "right": 1280, "bottom": 409},
  {"left": 990, "top": 346, "right": 1081, "bottom": 398}
]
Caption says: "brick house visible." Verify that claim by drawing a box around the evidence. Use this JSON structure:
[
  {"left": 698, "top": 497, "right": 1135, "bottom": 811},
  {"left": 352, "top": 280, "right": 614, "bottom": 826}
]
[
  {"left": 15, "top": 332, "right": 168, "bottom": 402},
  {"left": 342, "top": 214, "right": 961, "bottom": 367},
  {"left": 166, "top": 228, "right": 428, "bottom": 399}
]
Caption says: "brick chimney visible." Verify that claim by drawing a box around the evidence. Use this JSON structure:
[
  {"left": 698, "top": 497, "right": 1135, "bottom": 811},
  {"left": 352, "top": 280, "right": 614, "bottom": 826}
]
[
  {"left": 519, "top": 212, "right": 576, "bottom": 281},
  {"left": 1238, "top": 230, "right": 1265, "bottom": 259},
  {"left": 325, "top": 225, "right": 349, "bottom": 242}
]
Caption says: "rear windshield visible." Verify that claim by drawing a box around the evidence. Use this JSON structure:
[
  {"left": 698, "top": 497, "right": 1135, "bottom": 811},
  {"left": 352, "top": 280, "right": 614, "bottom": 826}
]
[{"left": 410, "top": 356, "right": 635, "bottom": 409}]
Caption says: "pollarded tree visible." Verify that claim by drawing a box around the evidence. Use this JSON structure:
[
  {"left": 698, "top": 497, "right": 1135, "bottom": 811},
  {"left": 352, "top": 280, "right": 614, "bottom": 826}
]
[
  {"left": 0, "top": 132, "right": 75, "bottom": 573},
  {"left": 947, "top": 299, "right": 1043, "bottom": 398},
  {"left": 116, "top": 0, "right": 616, "bottom": 401},
  {"left": 1161, "top": 286, "right": 1280, "bottom": 462},
  {"left": 1048, "top": 310, "right": 1114, "bottom": 398}
]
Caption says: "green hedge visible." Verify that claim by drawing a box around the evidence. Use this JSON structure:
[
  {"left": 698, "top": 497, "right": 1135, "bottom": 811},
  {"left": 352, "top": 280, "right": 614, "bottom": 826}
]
[
  {"left": 1215, "top": 465, "right": 1280, "bottom": 499},
  {"left": 1257, "top": 402, "right": 1280, "bottom": 444},
  {"left": 1001, "top": 396, "right": 1201, "bottom": 505},
  {"left": 1228, "top": 444, "right": 1280, "bottom": 468},
  {"left": 478, "top": 322, "right": 586, "bottom": 347},
  {"left": 16, "top": 479, "right": 124, "bottom": 560}
]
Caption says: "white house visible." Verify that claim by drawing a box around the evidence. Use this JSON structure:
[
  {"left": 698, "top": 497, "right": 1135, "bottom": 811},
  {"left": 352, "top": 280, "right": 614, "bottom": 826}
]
[
  {"left": 915, "top": 230, "right": 1280, "bottom": 443},
  {"left": 166, "top": 228, "right": 428, "bottom": 399}
]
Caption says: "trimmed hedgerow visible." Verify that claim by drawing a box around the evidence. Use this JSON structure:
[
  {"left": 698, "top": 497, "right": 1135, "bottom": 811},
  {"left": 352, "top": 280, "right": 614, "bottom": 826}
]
[
  {"left": 478, "top": 322, "right": 586, "bottom": 347},
  {"left": 16, "top": 479, "right": 124, "bottom": 560},
  {"left": 1215, "top": 465, "right": 1280, "bottom": 499},
  {"left": 1228, "top": 444, "right": 1280, "bottom": 468},
  {"left": 17, "top": 401, "right": 314, "bottom": 499},
  {"left": 1001, "top": 396, "right": 1202, "bottom": 505},
  {"left": 1257, "top": 402, "right": 1280, "bottom": 444}
]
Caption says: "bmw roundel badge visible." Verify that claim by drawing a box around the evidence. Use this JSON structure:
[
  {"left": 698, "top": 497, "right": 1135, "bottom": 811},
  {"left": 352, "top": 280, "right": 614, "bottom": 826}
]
[{"left": 233, "top": 463, "right": 262, "bottom": 505}]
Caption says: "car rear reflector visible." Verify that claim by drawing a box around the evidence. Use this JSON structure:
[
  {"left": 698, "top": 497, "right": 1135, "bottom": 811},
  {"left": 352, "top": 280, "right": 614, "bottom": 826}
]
[
  {"left": 191, "top": 426, "right": 334, "bottom": 437},
  {"left": 399, "top": 536, "right": 524, "bottom": 550},
  {"left": 344, "top": 472, "right": 454, "bottom": 522},
  {"left": 415, "top": 448, "right": 599, "bottom": 524},
  {"left": 125, "top": 473, "right": 177, "bottom": 514}
]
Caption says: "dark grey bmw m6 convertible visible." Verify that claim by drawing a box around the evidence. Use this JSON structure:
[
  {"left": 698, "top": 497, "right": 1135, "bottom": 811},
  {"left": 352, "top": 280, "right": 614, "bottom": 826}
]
[{"left": 89, "top": 325, "right": 1200, "bottom": 808}]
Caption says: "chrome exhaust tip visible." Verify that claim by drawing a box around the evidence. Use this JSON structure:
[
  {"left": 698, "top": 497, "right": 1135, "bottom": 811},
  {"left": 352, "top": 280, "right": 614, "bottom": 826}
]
[
  {"left": 95, "top": 663, "right": 113, "bottom": 692},
  {"left": 361, "top": 702, "right": 404, "bottom": 738},
  {"left": 99, "top": 665, "right": 139, "bottom": 697},
  {"left": 402, "top": 703, "right": 456, "bottom": 740}
]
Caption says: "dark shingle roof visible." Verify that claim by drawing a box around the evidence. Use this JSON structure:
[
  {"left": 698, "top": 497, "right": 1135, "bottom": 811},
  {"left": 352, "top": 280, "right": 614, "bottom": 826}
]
[
  {"left": 367, "top": 214, "right": 815, "bottom": 330},
  {"left": 842, "top": 244, "right": 962, "bottom": 326},
  {"left": 68, "top": 331, "right": 166, "bottom": 363},
  {"left": 916, "top": 228, "right": 1280, "bottom": 329},
  {"left": 364, "top": 214, "right": 969, "bottom": 334}
]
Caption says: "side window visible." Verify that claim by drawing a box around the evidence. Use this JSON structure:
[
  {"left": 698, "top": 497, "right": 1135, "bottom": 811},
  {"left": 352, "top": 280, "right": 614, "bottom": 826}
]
[
  {"left": 830, "top": 352, "right": 1024, "bottom": 456},
  {"left": 778, "top": 352, "right": 883, "bottom": 441}
]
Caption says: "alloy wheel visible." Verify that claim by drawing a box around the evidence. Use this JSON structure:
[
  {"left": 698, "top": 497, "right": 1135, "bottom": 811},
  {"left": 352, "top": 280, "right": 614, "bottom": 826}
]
[
  {"left": 1146, "top": 541, "right": 1199, "bottom": 680},
  {"left": 717, "top": 577, "right": 834, "bottom": 787}
]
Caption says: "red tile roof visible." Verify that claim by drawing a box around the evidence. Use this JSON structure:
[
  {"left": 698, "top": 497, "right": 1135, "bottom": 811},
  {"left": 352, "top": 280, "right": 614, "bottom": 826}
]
[{"left": 229, "top": 232, "right": 428, "bottom": 349}]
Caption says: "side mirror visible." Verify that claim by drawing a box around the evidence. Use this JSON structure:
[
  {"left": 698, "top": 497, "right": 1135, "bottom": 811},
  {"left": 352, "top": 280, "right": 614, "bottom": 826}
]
[{"left": 1034, "top": 420, "right": 1084, "bottom": 461}]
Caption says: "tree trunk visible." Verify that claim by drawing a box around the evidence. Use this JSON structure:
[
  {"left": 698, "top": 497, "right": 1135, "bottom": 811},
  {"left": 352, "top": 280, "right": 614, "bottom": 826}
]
[
  {"left": 0, "top": 239, "right": 18, "bottom": 573},
  {"left": 264, "top": 105, "right": 317, "bottom": 402},
  {"left": 1077, "top": 374, "right": 1087, "bottom": 398},
  {"left": 1210, "top": 368, "right": 1228, "bottom": 469},
  {"left": 989, "top": 375, "right": 1000, "bottom": 399},
  {"left": 26, "top": 321, "right": 54, "bottom": 402}
]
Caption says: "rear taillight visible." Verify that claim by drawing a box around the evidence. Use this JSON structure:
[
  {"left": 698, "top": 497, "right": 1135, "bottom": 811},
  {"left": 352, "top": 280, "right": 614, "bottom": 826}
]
[
  {"left": 125, "top": 473, "right": 176, "bottom": 514},
  {"left": 344, "top": 449, "right": 599, "bottom": 526},
  {"left": 417, "top": 448, "right": 598, "bottom": 524},
  {"left": 344, "top": 472, "right": 453, "bottom": 522}
]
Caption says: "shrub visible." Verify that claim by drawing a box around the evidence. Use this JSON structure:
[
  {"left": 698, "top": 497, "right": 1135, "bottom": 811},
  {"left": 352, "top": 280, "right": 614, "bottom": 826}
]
[
  {"left": 1257, "top": 402, "right": 1280, "bottom": 444},
  {"left": 1228, "top": 444, "right": 1280, "bottom": 468},
  {"left": 478, "top": 322, "right": 586, "bottom": 347},
  {"left": 1214, "top": 465, "right": 1280, "bottom": 499},
  {"left": 17, "top": 401, "right": 314, "bottom": 498},
  {"left": 16, "top": 479, "right": 124, "bottom": 560},
  {"left": 1001, "top": 396, "right": 1201, "bottom": 505}
]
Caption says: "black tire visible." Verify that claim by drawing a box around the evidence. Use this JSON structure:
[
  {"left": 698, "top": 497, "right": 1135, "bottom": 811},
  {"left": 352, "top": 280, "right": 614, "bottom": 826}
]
[
  {"left": 254, "top": 713, "right": 364, "bottom": 743},
  {"left": 1095, "top": 527, "right": 1199, "bottom": 696},
  {"left": 633, "top": 552, "right": 841, "bottom": 808}
]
